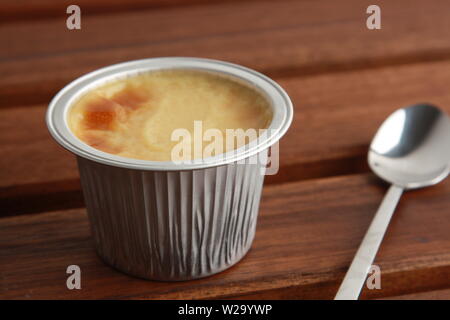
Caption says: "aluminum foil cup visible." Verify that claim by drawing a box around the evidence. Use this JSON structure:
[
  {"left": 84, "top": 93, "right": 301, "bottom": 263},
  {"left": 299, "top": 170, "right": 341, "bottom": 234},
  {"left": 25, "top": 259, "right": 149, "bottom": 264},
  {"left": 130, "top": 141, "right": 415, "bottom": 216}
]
[{"left": 46, "top": 57, "right": 293, "bottom": 281}]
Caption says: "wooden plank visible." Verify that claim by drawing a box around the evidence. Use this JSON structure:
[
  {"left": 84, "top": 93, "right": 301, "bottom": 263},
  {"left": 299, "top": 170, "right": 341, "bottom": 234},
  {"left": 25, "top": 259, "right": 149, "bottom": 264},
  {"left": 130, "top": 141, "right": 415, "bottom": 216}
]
[
  {"left": 2, "top": 60, "right": 450, "bottom": 215},
  {"left": 1, "top": 174, "right": 449, "bottom": 299},
  {"left": 0, "top": 0, "right": 247, "bottom": 22},
  {"left": 2, "top": 0, "right": 330, "bottom": 60},
  {"left": 380, "top": 288, "right": 450, "bottom": 300},
  {"left": 2, "top": 0, "right": 450, "bottom": 107}
]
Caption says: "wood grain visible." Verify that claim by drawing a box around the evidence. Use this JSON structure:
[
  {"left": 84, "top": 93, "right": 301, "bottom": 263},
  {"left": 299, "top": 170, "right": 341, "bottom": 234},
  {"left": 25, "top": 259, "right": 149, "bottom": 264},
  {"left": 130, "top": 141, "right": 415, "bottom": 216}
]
[
  {"left": 381, "top": 288, "right": 450, "bottom": 300},
  {"left": 3, "top": 0, "right": 336, "bottom": 60},
  {"left": 3, "top": 60, "right": 450, "bottom": 215},
  {"left": 1, "top": 174, "right": 449, "bottom": 299},
  {"left": 0, "top": 0, "right": 249, "bottom": 22},
  {"left": 2, "top": 0, "right": 450, "bottom": 107}
]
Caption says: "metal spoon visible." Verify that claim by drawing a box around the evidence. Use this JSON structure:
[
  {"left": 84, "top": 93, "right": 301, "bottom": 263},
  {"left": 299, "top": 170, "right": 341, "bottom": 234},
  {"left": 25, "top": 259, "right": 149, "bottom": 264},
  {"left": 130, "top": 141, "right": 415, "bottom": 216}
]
[{"left": 335, "top": 103, "right": 450, "bottom": 300}]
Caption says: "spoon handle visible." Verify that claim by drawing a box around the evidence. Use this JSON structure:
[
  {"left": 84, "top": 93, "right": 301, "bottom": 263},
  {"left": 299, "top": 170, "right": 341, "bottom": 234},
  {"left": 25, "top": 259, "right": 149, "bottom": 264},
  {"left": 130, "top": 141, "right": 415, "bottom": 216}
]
[{"left": 334, "top": 184, "right": 403, "bottom": 300}]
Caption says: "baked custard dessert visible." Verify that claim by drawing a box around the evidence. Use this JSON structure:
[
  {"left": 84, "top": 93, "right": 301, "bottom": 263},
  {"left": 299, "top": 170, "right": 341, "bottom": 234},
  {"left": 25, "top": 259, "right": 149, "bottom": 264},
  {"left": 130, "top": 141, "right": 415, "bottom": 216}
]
[{"left": 68, "top": 69, "right": 272, "bottom": 161}]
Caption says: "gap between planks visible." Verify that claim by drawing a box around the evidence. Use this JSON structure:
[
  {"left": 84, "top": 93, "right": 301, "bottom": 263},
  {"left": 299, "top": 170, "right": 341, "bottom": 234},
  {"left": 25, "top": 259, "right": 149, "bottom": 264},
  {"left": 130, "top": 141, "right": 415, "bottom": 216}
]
[{"left": 0, "top": 156, "right": 369, "bottom": 217}]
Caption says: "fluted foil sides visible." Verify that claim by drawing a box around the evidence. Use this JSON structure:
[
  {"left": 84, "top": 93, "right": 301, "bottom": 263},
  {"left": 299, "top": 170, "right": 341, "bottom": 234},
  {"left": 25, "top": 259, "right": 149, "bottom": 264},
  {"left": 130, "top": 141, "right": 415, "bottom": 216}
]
[{"left": 77, "top": 153, "right": 267, "bottom": 281}]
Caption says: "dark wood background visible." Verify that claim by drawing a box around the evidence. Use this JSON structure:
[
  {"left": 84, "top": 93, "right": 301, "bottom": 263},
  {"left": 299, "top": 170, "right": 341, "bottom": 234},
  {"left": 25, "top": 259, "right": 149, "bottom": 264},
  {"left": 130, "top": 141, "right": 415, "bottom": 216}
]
[{"left": 1, "top": 0, "right": 450, "bottom": 299}]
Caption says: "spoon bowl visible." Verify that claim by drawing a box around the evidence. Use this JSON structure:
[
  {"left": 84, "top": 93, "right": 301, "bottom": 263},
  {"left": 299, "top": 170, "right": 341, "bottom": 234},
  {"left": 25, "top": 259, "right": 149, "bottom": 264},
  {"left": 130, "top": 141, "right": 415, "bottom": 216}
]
[{"left": 369, "top": 104, "right": 450, "bottom": 188}]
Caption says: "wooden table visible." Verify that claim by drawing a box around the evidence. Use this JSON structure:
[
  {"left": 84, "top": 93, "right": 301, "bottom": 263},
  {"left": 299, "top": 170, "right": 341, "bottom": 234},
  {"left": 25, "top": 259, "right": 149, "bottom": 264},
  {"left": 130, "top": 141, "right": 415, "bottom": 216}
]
[{"left": 1, "top": 0, "right": 450, "bottom": 299}]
